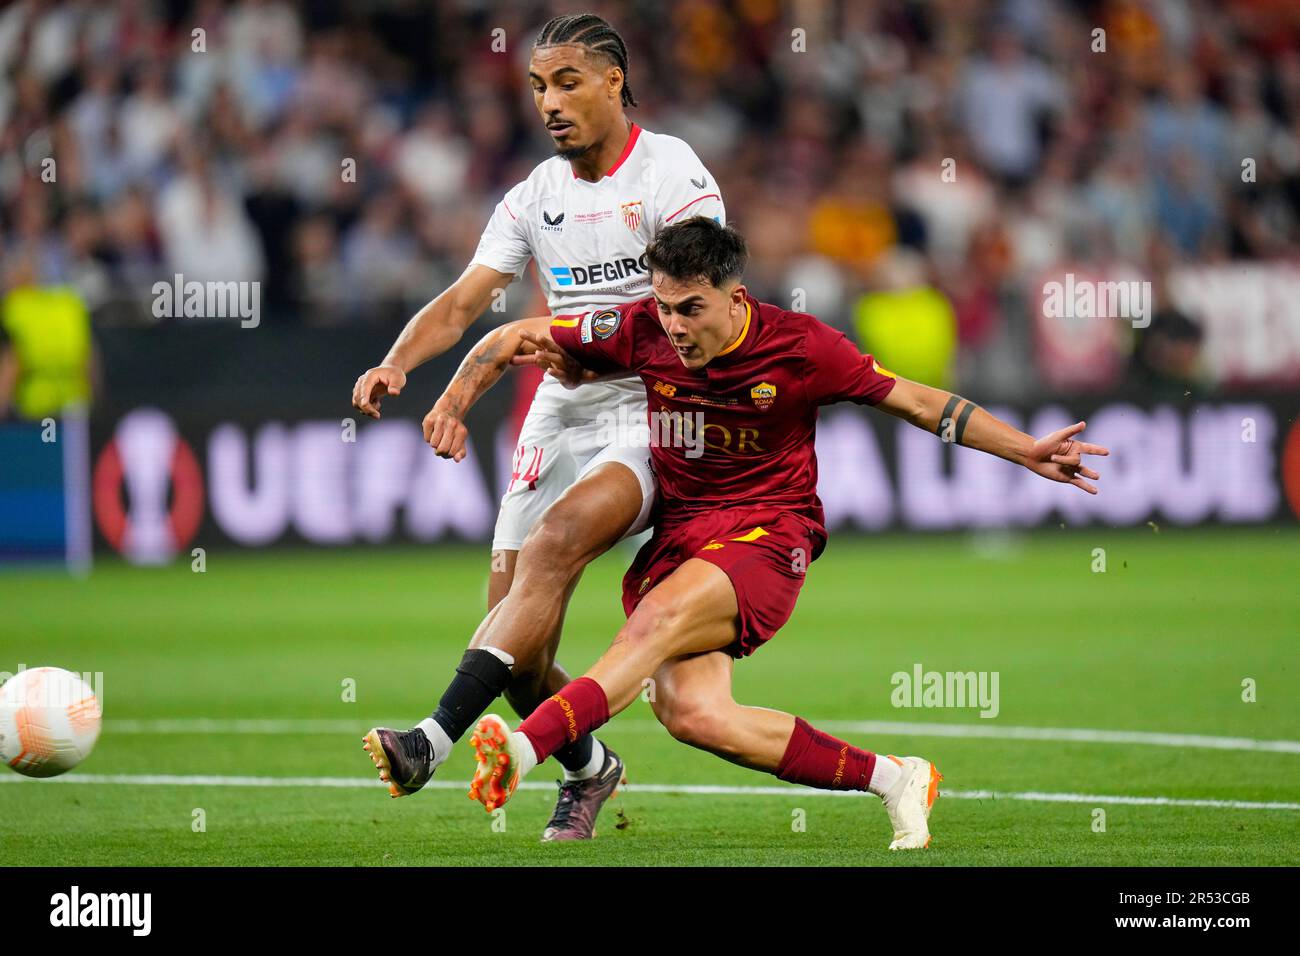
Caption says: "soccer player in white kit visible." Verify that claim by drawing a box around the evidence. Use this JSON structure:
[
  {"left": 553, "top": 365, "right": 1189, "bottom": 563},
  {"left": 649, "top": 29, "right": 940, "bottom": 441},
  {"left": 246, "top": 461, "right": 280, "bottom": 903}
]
[{"left": 351, "top": 14, "right": 724, "bottom": 840}]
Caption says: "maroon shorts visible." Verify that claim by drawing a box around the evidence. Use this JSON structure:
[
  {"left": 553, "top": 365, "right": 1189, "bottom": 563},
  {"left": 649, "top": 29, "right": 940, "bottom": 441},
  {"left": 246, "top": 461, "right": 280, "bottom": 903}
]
[{"left": 621, "top": 506, "right": 826, "bottom": 658}]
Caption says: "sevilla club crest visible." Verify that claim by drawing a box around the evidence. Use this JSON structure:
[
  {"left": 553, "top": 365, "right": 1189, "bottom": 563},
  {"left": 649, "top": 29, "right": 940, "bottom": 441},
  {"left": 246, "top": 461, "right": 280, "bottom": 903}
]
[{"left": 621, "top": 200, "right": 643, "bottom": 232}]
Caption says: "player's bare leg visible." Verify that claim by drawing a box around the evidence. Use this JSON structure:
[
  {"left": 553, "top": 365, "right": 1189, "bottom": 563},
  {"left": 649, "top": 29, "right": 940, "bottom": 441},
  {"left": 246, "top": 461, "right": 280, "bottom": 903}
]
[
  {"left": 467, "top": 559, "right": 733, "bottom": 808},
  {"left": 648, "top": 651, "right": 794, "bottom": 771},
  {"left": 471, "top": 559, "right": 940, "bottom": 849},
  {"left": 477, "top": 461, "right": 643, "bottom": 660},
  {"left": 648, "top": 650, "right": 939, "bottom": 848},
  {"left": 481, "top": 546, "right": 582, "bottom": 722}
]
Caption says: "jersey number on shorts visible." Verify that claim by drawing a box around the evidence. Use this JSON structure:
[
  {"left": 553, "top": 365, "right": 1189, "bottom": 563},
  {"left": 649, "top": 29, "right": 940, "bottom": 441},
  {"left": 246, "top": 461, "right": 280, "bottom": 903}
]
[{"left": 510, "top": 445, "right": 544, "bottom": 492}]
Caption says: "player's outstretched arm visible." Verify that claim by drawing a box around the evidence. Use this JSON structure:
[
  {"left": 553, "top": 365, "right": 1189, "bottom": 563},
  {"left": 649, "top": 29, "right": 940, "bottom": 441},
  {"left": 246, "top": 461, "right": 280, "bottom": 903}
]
[
  {"left": 351, "top": 264, "right": 514, "bottom": 420},
  {"left": 422, "top": 315, "right": 554, "bottom": 461},
  {"left": 877, "top": 377, "right": 1109, "bottom": 494},
  {"left": 511, "top": 329, "right": 606, "bottom": 387}
]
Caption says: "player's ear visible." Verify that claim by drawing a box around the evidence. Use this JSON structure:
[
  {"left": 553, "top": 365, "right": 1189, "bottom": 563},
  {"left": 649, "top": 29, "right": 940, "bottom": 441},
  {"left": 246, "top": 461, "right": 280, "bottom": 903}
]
[
  {"left": 608, "top": 67, "right": 623, "bottom": 102},
  {"left": 730, "top": 284, "right": 747, "bottom": 312}
]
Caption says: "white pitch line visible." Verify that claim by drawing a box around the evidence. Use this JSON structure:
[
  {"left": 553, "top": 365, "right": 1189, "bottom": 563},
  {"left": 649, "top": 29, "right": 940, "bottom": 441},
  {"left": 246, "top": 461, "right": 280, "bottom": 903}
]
[
  {"left": 813, "top": 721, "right": 1300, "bottom": 755},
  {"left": 1, "top": 772, "right": 1296, "bottom": 812},
  {"left": 100, "top": 717, "right": 1300, "bottom": 754},
  {"left": 107, "top": 719, "right": 367, "bottom": 734}
]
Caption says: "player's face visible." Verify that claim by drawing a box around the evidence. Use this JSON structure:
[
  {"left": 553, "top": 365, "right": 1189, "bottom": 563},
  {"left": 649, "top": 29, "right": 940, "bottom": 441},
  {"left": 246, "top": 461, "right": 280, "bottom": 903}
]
[
  {"left": 528, "top": 45, "right": 622, "bottom": 159},
  {"left": 652, "top": 273, "right": 748, "bottom": 369}
]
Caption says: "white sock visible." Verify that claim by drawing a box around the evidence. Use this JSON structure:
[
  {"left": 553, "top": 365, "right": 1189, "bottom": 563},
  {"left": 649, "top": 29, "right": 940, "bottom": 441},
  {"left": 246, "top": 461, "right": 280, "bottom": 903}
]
[
  {"left": 563, "top": 738, "right": 605, "bottom": 782},
  {"left": 511, "top": 731, "right": 539, "bottom": 779},
  {"left": 416, "top": 718, "right": 453, "bottom": 767},
  {"left": 868, "top": 753, "right": 903, "bottom": 797}
]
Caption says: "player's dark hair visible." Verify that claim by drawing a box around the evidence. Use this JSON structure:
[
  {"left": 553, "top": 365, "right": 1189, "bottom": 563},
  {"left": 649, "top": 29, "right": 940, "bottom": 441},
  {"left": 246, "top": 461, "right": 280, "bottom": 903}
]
[
  {"left": 645, "top": 216, "right": 749, "bottom": 288},
  {"left": 534, "top": 13, "right": 637, "bottom": 107}
]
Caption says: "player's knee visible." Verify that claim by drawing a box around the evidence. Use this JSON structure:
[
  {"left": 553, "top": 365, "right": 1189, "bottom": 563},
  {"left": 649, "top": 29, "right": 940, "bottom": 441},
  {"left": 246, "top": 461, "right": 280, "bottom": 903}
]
[
  {"left": 616, "top": 594, "right": 687, "bottom": 654},
  {"left": 517, "top": 511, "right": 590, "bottom": 579}
]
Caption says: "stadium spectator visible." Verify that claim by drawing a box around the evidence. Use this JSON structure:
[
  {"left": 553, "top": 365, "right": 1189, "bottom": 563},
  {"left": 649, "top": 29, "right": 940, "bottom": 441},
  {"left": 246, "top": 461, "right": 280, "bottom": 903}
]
[
  {"left": 956, "top": 26, "right": 1067, "bottom": 186},
  {"left": 155, "top": 145, "right": 265, "bottom": 295}
]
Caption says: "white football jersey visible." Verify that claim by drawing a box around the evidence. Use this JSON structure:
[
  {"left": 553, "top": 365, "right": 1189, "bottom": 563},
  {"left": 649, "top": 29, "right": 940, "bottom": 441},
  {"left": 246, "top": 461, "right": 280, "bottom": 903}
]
[{"left": 470, "top": 123, "right": 726, "bottom": 418}]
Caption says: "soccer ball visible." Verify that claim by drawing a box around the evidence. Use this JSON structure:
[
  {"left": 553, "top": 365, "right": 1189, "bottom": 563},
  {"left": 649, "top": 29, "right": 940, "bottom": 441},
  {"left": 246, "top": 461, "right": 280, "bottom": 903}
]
[{"left": 0, "top": 667, "right": 102, "bottom": 778}]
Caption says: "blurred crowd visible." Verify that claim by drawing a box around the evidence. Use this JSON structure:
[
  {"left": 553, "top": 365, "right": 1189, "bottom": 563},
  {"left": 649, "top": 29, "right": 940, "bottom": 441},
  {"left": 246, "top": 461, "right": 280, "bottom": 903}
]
[{"left": 2, "top": 0, "right": 1300, "bottom": 404}]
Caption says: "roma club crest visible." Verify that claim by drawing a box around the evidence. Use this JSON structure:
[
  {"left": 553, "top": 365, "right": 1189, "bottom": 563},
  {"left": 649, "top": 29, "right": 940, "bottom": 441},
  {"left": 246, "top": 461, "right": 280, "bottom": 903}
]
[
  {"left": 750, "top": 382, "right": 776, "bottom": 411},
  {"left": 621, "top": 200, "right": 643, "bottom": 232}
]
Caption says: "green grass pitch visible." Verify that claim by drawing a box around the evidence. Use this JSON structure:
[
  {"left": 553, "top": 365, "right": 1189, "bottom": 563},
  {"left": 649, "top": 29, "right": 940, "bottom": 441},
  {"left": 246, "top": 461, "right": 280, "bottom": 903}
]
[{"left": 1, "top": 527, "right": 1297, "bottom": 866}]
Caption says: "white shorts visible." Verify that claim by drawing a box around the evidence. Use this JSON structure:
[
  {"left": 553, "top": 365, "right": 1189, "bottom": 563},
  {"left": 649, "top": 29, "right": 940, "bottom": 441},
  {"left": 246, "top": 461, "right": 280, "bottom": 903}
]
[{"left": 491, "top": 395, "right": 656, "bottom": 552}]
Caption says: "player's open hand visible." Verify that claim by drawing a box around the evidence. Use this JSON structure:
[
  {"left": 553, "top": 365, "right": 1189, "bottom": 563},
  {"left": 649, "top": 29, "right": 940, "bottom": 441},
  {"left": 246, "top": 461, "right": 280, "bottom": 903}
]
[
  {"left": 353, "top": 365, "right": 406, "bottom": 419},
  {"left": 423, "top": 399, "right": 469, "bottom": 462},
  {"left": 1023, "top": 421, "right": 1109, "bottom": 494},
  {"left": 513, "top": 330, "right": 597, "bottom": 388}
]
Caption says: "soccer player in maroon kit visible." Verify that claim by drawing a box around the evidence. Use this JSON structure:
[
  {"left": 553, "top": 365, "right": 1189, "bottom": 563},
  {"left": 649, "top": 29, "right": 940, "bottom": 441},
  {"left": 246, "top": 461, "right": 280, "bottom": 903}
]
[{"left": 442, "top": 216, "right": 1108, "bottom": 849}]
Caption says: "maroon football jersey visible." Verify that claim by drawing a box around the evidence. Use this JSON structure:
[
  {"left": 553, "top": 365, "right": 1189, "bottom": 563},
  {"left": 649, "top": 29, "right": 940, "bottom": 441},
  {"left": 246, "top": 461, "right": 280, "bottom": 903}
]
[{"left": 548, "top": 294, "right": 897, "bottom": 533}]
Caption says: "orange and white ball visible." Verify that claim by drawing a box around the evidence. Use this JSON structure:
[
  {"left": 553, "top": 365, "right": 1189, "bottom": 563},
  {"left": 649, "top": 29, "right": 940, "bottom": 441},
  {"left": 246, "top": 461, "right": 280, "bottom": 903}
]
[{"left": 0, "top": 667, "right": 101, "bottom": 777}]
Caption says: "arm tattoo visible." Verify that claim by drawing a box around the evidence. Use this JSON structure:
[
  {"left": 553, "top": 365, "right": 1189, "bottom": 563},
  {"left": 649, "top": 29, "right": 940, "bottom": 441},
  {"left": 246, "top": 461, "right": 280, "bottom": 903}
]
[
  {"left": 937, "top": 396, "right": 960, "bottom": 437},
  {"left": 445, "top": 338, "right": 507, "bottom": 416},
  {"left": 936, "top": 394, "right": 980, "bottom": 445},
  {"left": 452, "top": 340, "right": 501, "bottom": 382},
  {"left": 954, "top": 401, "right": 976, "bottom": 445}
]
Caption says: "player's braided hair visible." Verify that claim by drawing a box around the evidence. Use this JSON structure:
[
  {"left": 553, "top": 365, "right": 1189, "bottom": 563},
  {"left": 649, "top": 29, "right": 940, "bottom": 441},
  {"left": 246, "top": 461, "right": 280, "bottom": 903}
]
[
  {"left": 533, "top": 13, "right": 637, "bottom": 107},
  {"left": 646, "top": 216, "right": 749, "bottom": 288}
]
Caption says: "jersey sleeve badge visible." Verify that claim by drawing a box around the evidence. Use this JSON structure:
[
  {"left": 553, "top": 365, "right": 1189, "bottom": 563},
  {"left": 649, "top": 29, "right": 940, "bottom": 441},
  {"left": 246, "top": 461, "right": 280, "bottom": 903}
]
[{"left": 592, "top": 308, "right": 622, "bottom": 340}]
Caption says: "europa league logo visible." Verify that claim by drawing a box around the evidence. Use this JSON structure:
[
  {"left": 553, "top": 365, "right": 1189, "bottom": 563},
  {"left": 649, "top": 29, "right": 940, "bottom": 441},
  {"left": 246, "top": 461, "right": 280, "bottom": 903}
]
[{"left": 93, "top": 409, "right": 204, "bottom": 564}]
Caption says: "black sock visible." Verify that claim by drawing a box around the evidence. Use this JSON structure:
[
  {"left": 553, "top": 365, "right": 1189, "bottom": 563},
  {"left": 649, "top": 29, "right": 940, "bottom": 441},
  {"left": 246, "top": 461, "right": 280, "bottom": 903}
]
[
  {"left": 430, "top": 649, "right": 513, "bottom": 743},
  {"left": 553, "top": 733, "right": 596, "bottom": 773}
]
